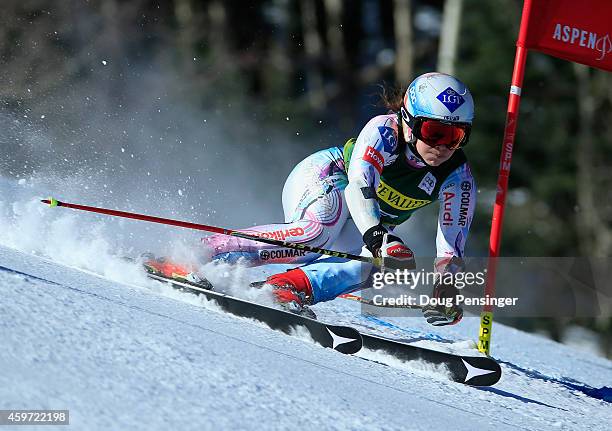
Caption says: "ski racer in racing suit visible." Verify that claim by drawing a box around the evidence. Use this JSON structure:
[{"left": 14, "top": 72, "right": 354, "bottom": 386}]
[{"left": 148, "top": 73, "right": 476, "bottom": 326}]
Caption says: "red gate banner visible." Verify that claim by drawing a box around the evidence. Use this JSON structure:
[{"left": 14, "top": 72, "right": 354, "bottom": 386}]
[{"left": 523, "top": 0, "right": 612, "bottom": 72}]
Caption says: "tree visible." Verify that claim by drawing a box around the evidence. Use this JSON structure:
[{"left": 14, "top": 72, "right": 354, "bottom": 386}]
[
  {"left": 574, "top": 65, "right": 612, "bottom": 257},
  {"left": 392, "top": 0, "right": 413, "bottom": 82},
  {"left": 300, "top": 0, "right": 326, "bottom": 110},
  {"left": 437, "top": 0, "right": 463, "bottom": 75}
]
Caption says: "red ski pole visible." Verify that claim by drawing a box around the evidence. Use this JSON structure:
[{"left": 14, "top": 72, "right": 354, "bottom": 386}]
[{"left": 41, "top": 197, "right": 378, "bottom": 265}]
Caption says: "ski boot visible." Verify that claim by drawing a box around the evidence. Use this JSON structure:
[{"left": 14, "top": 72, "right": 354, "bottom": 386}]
[
  {"left": 142, "top": 254, "right": 213, "bottom": 290},
  {"left": 264, "top": 269, "right": 317, "bottom": 319}
]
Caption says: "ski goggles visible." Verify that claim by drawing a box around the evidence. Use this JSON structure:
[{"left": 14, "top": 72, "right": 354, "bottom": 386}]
[{"left": 401, "top": 107, "right": 471, "bottom": 150}]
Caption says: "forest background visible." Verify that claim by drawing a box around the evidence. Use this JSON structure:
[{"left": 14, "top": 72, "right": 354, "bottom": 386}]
[{"left": 1, "top": 0, "right": 611, "bottom": 356}]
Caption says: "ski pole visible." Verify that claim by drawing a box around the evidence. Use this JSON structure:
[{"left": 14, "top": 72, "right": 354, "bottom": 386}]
[
  {"left": 339, "top": 293, "right": 422, "bottom": 309},
  {"left": 41, "top": 197, "right": 380, "bottom": 266}
]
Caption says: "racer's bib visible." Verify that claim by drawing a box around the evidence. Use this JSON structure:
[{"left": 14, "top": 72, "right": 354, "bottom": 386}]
[{"left": 342, "top": 138, "right": 466, "bottom": 225}]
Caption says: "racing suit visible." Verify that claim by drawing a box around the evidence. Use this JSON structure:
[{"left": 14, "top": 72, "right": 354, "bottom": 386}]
[{"left": 202, "top": 114, "right": 476, "bottom": 303}]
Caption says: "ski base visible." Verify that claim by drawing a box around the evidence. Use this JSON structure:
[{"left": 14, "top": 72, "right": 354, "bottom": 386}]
[
  {"left": 147, "top": 273, "right": 363, "bottom": 354},
  {"left": 146, "top": 271, "right": 501, "bottom": 386}
]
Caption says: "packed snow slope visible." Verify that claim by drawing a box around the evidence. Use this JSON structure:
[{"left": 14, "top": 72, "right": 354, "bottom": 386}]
[
  {"left": 0, "top": 176, "right": 610, "bottom": 430},
  {"left": 1, "top": 246, "right": 611, "bottom": 431}
]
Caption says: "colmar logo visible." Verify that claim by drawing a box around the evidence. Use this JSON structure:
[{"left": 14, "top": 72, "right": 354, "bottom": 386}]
[
  {"left": 363, "top": 146, "right": 384, "bottom": 174},
  {"left": 436, "top": 87, "right": 465, "bottom": 113},
  {"left": 552, "top": 23, "right": 612, "bottom": 61},
  {"left": 260, "top": 249, "right": 307, "bottom": 261},
  {"left": 458, "top": 182, "right": 472, "bottom": 227}
]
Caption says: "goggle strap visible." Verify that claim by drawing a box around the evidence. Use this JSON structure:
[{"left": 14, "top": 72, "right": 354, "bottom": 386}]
[{"left": 400, "top": 107, "right": 417, "bottom": 131}]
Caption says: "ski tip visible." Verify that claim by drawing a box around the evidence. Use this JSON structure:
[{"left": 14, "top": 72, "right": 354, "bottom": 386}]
[{"left": 41, "top": 197, "right": 59, "bottom": 207}]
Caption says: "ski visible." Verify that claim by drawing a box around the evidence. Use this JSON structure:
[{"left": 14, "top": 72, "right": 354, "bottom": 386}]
[
  {"left": 338, "top": 295, "right": 501, "bottom": 385},
  {"left": 146, "top": 273, "right": 363, "bottom": 355},
  {"left": 146, "top": 272, "right": 501, "bottom": 386},
  {"left": 360, "top": 333, "right": 501, "bottom": 386}
]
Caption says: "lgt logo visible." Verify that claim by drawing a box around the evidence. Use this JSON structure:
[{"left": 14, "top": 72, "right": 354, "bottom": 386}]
[
  {"left": 436, "top": 87, "right": 465, "bottom": 113},
  {"left": 377, "top": 126, "right": 397, "bottom": 152}
]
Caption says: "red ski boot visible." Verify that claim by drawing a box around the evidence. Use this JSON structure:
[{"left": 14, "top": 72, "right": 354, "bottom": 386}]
[
  {"left": 265, "top": 269, "right": 316, "bottom": 318},
  {"left": 143, "top": 255, "right": 212, "bottom": 289}
]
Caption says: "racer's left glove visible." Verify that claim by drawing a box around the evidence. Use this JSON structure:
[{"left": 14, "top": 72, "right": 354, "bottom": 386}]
[
  {"left": 422, "top": 257, "right": 466, "bottom": 326},
  {"left": 422, "top": 279, "right": 463, "bottom": 326}
]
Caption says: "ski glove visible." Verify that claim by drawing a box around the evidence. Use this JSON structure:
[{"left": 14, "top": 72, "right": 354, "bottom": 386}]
[
  {"left": 363, "top": 224, "right": 416, "bottom": 270},
  {"left": 380, "top": 233, "right": 416, "bottom": 271},
  {"left": 422, "top": 280, "right": 463, "bottom": 326},
  {"left": 362, "top": 223, "right": 388, "bottom": 256}
]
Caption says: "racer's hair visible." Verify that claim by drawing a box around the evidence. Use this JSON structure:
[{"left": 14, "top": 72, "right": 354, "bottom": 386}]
[{"left": 377, "top": 83, "right": 406, "bottom": 113}]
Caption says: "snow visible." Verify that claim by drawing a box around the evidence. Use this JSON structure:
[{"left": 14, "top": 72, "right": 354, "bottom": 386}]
[
  {"left": 0, "top": 178, "right": 611, "bottom": 430},
  {"left": 563, "top": 325, "right": 607, "bottom": 358}
]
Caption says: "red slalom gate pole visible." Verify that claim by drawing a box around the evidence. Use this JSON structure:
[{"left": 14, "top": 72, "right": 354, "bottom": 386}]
[
  {"left": 40, "top": 198, "right": 377, "bottom": 265},
  {"left": 478, "top": 0, "right": 533, "bottom": 355}
]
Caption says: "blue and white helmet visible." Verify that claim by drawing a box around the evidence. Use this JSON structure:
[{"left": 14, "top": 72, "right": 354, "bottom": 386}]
[{"left": 403, "top": 72, "right": 474, "bottom": 125}]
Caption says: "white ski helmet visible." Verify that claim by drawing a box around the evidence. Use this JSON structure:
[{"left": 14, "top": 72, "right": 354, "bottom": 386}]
[{"left": 402, "top": 72, "right": 474, "bottom": 125}]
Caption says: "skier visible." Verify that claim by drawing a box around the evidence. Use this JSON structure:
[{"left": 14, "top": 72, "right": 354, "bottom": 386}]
[{"left": 146, "top": 72, "right": 476, "bottom": 326}]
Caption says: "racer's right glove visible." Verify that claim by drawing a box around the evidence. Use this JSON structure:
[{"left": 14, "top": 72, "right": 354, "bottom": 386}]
[{"left": 363, "top": 224, "right": 416, "bottom": 270}]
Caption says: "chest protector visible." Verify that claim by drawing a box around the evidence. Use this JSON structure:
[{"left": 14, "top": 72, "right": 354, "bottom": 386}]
[{"left": 342, "top": 138, "right": 467, "bottom": 226}]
